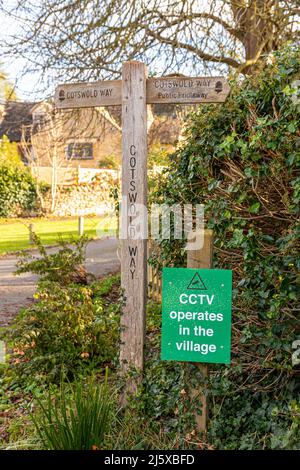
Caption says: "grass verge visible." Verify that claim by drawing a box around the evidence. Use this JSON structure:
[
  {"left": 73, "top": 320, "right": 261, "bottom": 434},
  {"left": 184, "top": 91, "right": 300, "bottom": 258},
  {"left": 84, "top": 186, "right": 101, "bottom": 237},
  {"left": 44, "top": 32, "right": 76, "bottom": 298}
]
[{"left": 0, "top": 216, "right": 117, "bottom": 254}]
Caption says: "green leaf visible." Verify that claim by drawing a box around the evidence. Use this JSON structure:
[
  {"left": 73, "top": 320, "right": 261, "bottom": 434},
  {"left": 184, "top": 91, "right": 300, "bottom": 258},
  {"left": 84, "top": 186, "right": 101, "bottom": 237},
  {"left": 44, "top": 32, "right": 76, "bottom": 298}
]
[
  {"left": 249, "top": 202, "right": 261, "bottom": 214},
  {"left": 287, "top": 123, "right": 296, "bottom": 133},
  {"left": 244, "top": 167, "right": 255, "bottom": 178}
]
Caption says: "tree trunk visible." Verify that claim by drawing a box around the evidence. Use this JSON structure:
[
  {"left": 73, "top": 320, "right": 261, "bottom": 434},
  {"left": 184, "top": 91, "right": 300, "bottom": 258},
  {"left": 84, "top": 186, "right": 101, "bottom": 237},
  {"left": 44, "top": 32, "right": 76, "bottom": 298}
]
[
  {"left": 51, "top": 146, "right": 58, "bottom": 213},
  {"left": 232, "top": 0, "right": 278, "bottom": 74}
]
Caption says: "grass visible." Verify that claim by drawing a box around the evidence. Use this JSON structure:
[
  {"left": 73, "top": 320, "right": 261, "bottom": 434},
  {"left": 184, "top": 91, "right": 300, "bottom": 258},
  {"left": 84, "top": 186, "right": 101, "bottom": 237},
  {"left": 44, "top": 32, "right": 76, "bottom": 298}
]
[
  {"left": 31, "top": 372, "right": 113, "bottom": 450},
  {"left": 0, "top": 216, "right": 117, "bottom": 254}
]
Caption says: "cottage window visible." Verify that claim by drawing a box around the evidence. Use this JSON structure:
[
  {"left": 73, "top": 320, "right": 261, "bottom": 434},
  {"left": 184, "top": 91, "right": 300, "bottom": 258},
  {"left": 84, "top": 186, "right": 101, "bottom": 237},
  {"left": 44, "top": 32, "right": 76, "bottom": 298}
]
[{"left": 66, "top": 142, "right": 93, "bottom": 160}]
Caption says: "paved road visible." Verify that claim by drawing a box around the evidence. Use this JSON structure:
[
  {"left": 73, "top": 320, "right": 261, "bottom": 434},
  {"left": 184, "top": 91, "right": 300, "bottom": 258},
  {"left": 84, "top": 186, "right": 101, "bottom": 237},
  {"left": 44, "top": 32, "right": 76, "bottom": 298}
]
[{"left": 0, "top": 238, "right": 120, "bottom": 327}]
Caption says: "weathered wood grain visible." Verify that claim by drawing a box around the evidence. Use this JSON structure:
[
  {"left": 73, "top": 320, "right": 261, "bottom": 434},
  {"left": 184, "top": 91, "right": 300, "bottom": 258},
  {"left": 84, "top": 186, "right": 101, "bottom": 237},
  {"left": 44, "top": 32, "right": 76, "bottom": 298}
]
[
  {"left": 120, "top": 62, "right": 148, "bottom": 386},
  {"left": 55, "top": 76, "right": 230, "bottom": 109},
  {"left": 187, "top": 229, "right": 213, "bottom": 433},
  {"left": 54, "top": 80, "right": 122, "bottom": 108},
  {"left": 147, "top": 76, "right": 230, "bottom": 104}
]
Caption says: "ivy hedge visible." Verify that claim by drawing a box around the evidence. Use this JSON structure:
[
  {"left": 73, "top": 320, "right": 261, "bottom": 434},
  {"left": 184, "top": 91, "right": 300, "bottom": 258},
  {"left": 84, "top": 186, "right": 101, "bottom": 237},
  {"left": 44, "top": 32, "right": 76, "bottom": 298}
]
[
  {"left": 0, "top": 164, "right": 38, "bottom": 217},
  {"left": 149, "top": 45, "right": 300, "bottom": 449}
]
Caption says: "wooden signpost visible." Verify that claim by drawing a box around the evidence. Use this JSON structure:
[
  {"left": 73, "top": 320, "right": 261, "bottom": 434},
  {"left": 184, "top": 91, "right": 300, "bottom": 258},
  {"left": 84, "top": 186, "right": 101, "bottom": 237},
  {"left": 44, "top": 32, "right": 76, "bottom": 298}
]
[
  {"left": 188, "top": 230, "right": 215, "bottom": 433},
  {"left": 54, "top": 63, "right": 230, "bottom": 403},
  {"left": 119, "top": 62, "right": 148, "bottom": 380},
  {"left": 54, "top": 75, "right": 229, "bottom": 108},
  {"left": 146, "top": 76, "right": 230, "bottom": 104},
  {"left": 54, "top": 79, "right": 122, "bottom": 108}
]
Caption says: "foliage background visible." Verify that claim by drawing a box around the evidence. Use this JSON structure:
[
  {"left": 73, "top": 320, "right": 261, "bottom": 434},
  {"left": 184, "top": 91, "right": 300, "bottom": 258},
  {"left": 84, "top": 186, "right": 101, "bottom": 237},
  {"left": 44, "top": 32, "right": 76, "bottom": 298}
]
[
  {"left": 0, "top": 164, "right": 38, "bottom": 217},
  {"left": 0, "top": 135, "right": 20, "bottom": 167},
  {"left": 5, "top": 240, "right": 120, "bottom": 383},
  {"left": 148, "top": 45, "right": 300, "bottom": 449}
]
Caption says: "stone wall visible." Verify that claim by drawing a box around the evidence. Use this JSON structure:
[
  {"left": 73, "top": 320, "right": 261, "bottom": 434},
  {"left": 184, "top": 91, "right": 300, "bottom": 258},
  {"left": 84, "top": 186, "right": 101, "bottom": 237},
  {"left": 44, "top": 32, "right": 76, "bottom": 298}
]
[{"left": 46, "top": 170, "right": 119, "bottom": 216}]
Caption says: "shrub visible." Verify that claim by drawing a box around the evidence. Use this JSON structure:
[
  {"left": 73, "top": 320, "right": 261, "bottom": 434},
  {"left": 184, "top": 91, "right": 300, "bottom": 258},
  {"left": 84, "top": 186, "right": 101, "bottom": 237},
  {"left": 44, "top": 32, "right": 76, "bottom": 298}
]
[
  {"left": 104, "top": 409, "right": 179, "bottom": 450},
  {"left": 31, "top": 372, "right": 114, "bottom": 450},
  {"left": 15, "top": 235, "right": 89, "bottom": 285},
  {"left": 0, "top": 135, "right": 21, "bottom": 167},
  {"left": 98, "top": 154, "right": 119, "bottom": 169},
  {"left": 6, "top": 237, "right": 121, "bottom": 383},
  {"left": 148, "top": 144, "right": 172, "bottom": 169},
  {"left": 149, "top": 45, "right": 300, "bottom": 449},
  {"left": 6, "top": 278, "right": 120, "bottom": 383},
  {"left": 0, "top": 164, "right": 38, "bottom": 217}
]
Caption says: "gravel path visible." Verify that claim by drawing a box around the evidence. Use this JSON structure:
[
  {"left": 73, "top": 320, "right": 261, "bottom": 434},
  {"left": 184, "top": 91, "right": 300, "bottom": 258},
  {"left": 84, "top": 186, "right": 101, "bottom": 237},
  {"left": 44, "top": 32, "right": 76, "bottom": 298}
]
[{"left": 0, "top": 237, "right": 120, "bottom": 327}]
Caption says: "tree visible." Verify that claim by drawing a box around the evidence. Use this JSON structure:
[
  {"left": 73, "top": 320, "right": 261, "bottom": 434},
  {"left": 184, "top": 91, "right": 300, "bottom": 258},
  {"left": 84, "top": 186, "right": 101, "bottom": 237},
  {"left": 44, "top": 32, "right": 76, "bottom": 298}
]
[
  {"left": 0, "top": 135, "right": 21, "bottom": 167},
  {"left": 149, "top": 45, "right": 300, "bottom": 449},
  {"left": 1, "top": 0, "right": 299, "bottom": 87},
  {"left": 0, "top": 66, "right": 20, "bottom": 166},
  {"left": 0, "top": 65, "right": 17, "bottom": 100},
  {"left": 21, "top": 105, "right": 68, "bottom": 213}
]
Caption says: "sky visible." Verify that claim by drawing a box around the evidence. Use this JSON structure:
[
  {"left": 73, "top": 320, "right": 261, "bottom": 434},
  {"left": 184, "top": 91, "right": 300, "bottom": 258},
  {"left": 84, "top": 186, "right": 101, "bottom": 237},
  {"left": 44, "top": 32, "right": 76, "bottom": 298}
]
[
  {"left": 0, "top": 2, "right": 43, "bottom": 101},
  {"left": 0, "top": 0, "right": 254, "bottom": 104},
  {"left": 0, "top": 0, "right": 225, "bottom": 102},
  {"left": 2, "top": 58, "right": 42, "bottom": 101}
]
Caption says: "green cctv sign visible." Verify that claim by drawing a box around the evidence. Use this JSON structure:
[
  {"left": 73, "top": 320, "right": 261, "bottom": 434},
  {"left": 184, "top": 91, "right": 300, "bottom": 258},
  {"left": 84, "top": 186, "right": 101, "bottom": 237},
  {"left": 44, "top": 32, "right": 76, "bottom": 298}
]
[{"left": 161, "top": 268, "right": 232, "bottom": 364}]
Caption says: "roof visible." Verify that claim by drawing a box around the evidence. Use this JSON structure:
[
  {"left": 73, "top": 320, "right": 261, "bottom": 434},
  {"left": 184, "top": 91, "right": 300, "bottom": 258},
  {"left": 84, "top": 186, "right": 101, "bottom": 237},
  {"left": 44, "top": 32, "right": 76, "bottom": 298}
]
[
  {"left": 0, "top": 100, "right": 37, "bottom": 142},
  {"left": 0, "top": 99, "right": 182, "bottom": 145}
]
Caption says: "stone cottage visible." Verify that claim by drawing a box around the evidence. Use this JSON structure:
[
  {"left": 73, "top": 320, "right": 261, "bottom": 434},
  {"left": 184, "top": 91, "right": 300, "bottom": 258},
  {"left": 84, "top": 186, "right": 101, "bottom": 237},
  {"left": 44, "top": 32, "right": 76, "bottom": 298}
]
[
  {"left": 0, "top": 99, "right": 182, "bottom": 179},
  {"left": 30, "top": 102, "right": 122, "bottom": 168}
]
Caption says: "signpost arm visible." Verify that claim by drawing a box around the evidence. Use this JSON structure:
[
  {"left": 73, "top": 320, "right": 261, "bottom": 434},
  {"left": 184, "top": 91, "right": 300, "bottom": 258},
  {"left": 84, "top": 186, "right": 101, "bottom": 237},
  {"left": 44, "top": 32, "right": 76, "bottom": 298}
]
[
  {"left": 187, "top": 229, "right": 213, "bottom": 433},
  {"left": 120, "top": 61, "right": 148, "bottom": 394}
]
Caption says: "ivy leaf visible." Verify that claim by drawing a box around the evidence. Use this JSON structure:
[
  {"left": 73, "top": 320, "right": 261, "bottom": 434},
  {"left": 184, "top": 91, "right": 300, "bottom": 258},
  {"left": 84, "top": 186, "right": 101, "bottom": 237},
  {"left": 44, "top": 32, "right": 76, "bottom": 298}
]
[
  {"left": 229, "top": 229, "right": 244, "bottom": 247},
  {"left": 286, "top": 153, "right": 297, "bottom": 166},
  {"left": 249, "top": 202, "right": 261, "bottom": 214},
  {"left": 208, "top": 180, "right": 219, "bottom": 191},
  {"left": 287, "top": 123, "right": 296, "bottom": 133},
  {"left": 244, "top": 167, "right": 255, "bottom": 178}
]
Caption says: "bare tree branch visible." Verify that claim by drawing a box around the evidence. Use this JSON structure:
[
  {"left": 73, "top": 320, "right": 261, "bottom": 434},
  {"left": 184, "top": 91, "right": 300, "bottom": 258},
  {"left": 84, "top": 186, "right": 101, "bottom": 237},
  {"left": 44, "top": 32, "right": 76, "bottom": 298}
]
[{"left": 0, "top": 0, "right": 299, "bottom": 90}]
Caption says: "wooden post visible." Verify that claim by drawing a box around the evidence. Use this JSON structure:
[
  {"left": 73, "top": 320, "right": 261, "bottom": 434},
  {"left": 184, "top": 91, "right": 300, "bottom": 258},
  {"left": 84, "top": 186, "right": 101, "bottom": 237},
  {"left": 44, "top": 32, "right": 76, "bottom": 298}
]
[
  {"left": 0, "top": 340, "right": 5, "bottom": 363},
  {"left": 53, "top": 67, "right": 230, "bottom": 409},
  {"left": 116, "top": 203, "right": 120, "bottom": 239},
  {"left": 29, "top": 223, "right": 35, "bottom": 244},
  {"left": 187, "top": 229, "right": 213, "bottom": 433},
  {"left": 120, "top": 62, "right": 148, "bottom": 389},
  {"left": 78, "top": 216, "right": 84, "bottom": 236}
]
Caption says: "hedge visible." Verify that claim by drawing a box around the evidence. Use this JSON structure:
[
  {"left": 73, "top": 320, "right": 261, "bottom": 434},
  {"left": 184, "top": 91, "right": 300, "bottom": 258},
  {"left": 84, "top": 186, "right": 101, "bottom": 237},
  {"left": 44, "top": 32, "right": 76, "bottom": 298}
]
[
  {"left": 150, "top": 45, "right": 300, "bottom": 449},
  {"left": 0, "top": 164, "right": 38, "bottom": 217}
]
